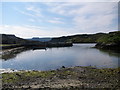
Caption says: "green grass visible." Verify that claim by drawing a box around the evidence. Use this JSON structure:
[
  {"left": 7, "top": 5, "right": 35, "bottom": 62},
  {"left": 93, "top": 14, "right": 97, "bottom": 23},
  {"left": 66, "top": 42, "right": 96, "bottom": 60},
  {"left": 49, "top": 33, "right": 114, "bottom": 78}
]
[
  {"left": 2, "top": 67, "right": 119, "bottom": 84},
  {"left": 2, "top": 69, "right": 77, "bottom": 84},
  {"left": 0, "top": 44, "right": 19, "bottom": 46},
  {"left": 2, "top": 70, "right": 56, "bottom": 83},
  {"left": 89, "top": 67, "right": 119, "bottom": 77},
  {"left": 97, "top": 31, "right": 120, "bottom": 44}
]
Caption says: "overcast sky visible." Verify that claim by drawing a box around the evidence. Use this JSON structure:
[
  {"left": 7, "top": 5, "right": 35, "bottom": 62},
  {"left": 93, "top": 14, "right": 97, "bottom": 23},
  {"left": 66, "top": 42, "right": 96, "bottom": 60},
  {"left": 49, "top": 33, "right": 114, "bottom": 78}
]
[{"left": 0, "top": 1, "right": 118, "bottom": 38}]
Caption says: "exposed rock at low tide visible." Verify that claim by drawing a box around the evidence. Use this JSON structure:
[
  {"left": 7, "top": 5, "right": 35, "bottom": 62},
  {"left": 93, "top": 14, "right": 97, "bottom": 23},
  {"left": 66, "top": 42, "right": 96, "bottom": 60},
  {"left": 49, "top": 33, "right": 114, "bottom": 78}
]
[
  {"left": 1, "top": 66, "right": 120, "bottom": 89},
  {"left": 95, "top": 43, "right": 120, "bottom": 52}
]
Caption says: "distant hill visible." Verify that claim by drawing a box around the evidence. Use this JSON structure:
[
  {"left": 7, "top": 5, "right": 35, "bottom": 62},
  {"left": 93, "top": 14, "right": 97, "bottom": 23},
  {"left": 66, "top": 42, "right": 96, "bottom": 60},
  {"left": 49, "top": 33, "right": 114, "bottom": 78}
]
[
  {"left": 28, "top": 37, "right": 51, "bottom": 42},
  {"left": 50, "top": 33, "right": 106, "bottom": 43},
  {"left": 1, "top": 31, "right": 119, "bottom": 50},
  {"left": 1, "top": 34, "right": 41, "bottom": 44},
  {"left": 1, "top": 34, "right": 27, "bottom": 44}
]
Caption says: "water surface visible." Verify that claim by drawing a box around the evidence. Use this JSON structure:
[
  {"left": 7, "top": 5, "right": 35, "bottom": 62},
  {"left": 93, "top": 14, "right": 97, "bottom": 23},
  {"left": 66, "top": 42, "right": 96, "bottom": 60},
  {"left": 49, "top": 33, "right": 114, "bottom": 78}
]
[{"left": 1, "top": 44, "right": 119, "bottom": 70}]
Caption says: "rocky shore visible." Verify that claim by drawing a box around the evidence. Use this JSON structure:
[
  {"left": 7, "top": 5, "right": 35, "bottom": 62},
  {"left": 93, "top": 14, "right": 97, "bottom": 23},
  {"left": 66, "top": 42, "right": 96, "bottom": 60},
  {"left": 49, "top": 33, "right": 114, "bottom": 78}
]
[
  {"left": 1, "top": 47, "right": 25, "bottom": 55},
  {"left": 0, "top": 47, "right": 29, "bottom": 60},
  {"left": 1, "top": 66, "right": 120, "bottom": 89},
  {"left": 95, "top": 43, "right": 120, "bottom": 53},
  {"left": 0, "top": 69, "right": 19, "bottom": 74}
]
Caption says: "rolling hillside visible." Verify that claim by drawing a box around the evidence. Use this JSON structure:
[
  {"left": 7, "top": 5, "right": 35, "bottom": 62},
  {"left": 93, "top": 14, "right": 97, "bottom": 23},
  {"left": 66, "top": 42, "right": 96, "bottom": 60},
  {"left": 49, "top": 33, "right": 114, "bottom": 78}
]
[
  {"left": 95, "top": 31, "right": 120, "bottom": 51},
  {"left": 50, "top": 33, "right": 106, "bottom": 43},
  {"left": 1, "top": 34, "right": 41, "bottom": 44}
]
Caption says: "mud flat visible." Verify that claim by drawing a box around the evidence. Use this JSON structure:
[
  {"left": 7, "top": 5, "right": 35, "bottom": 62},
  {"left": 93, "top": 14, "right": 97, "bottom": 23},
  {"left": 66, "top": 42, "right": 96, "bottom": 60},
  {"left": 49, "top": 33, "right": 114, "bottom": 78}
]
[{"left": 1, "top": 66, "right": 120, "bottom": 89}]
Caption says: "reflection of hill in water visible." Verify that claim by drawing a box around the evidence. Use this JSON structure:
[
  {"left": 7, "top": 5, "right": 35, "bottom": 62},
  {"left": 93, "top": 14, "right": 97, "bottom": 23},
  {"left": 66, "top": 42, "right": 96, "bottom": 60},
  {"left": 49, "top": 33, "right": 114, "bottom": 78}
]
[
  {"left": 98, "top": 49, "right": 120, "bottom": 57},
  {"left": 1, "top": 46, "right": 119, "bottom": 61}
]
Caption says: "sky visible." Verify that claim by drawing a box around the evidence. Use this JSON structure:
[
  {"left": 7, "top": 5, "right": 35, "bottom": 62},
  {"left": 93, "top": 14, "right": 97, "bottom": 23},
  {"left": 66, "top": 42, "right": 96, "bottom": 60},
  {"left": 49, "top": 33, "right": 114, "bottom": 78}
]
[{"left": 0, "top": 1, "right": 118, "bottom": 38}]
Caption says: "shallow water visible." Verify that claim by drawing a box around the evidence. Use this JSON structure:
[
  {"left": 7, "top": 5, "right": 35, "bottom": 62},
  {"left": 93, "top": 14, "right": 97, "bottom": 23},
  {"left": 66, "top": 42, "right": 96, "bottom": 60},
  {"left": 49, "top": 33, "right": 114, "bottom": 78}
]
[{"left": 1, "top": 44, "right": 120, "bottom": 70}]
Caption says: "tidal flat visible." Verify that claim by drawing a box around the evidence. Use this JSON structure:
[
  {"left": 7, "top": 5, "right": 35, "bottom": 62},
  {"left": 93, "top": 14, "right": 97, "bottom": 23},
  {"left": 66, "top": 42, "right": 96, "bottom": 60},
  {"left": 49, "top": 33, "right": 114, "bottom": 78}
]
[{"left": 2, "top": 66, "right": 120, "bottom": 89}]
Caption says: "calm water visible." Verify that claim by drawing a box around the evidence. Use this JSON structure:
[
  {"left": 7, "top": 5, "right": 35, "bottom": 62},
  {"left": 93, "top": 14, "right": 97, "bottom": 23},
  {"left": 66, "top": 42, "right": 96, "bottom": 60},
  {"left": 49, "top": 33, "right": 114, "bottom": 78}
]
[{"left": 1, "top": 44, "right": 120, "bottom": 70}]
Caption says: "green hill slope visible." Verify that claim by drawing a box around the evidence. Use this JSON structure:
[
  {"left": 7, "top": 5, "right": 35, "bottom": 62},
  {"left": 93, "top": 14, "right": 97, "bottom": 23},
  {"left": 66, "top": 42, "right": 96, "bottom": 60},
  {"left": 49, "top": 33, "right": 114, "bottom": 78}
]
[
  {"left": 50, "top": 33, "right": 106, "bottom": 43},
  {"left": 95, "top": 31, "right": 120, "bottom": 51}
]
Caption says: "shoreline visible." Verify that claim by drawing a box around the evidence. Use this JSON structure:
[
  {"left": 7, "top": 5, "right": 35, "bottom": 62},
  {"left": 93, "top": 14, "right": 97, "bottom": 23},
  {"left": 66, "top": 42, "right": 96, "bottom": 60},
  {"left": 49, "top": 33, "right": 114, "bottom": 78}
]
[
  {"left": 0, "top": 68, "right": 19, "bottom": 74},
  {"left": 0, "top": 65, "right": 119, "bottom": 74},
  {"left": 2, "top": 66, "right": 119, "bottom": 89}
]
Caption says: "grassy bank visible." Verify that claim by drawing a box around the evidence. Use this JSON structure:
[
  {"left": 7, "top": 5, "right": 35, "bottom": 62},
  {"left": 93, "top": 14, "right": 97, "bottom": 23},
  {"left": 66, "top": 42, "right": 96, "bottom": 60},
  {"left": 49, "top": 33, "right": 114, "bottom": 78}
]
[
  {"left": 0, "top": 44, "right": 23, "bottom": 50},
  {"left": 95, "top": 31, "right": 120, "bottom": 51},
  {"left": 2, "top": 66, "right": 120, "bottom": 89},
  {"left": 0, "top": 44, "right": 19, "bottom": 46},
  {"left": 97, "top": 31, "right": 120, "bottom": 44}
]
